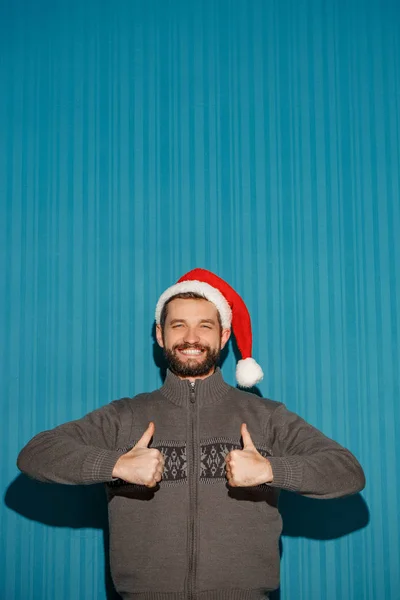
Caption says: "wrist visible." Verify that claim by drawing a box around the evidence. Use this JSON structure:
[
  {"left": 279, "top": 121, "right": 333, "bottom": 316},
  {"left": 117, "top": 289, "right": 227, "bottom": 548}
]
[
  {"left": 112, "top": 456, "right": 123, "bottom": 479},
  {"left": 262, "top": 457, "right": 273, "bottom": 484}
]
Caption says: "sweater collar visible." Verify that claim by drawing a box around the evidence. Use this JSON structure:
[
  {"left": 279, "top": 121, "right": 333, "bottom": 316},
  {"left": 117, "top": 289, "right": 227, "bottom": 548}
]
[{"left": 159, "top": 367, "right": 231, "bottom": 407}]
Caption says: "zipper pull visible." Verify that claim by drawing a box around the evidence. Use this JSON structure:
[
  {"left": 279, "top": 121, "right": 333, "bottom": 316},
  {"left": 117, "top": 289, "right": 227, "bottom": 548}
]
[{"left": 189, "top": 381, "right": 196, "bottom": 403}]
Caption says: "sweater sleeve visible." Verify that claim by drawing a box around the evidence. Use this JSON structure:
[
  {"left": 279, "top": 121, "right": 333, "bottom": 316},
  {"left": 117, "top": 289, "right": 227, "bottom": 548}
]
[
  {"left": 265, "top": 403, "right": 365, "bottom": 499},
  {"left": 17, "top": 401, "right": 128, "bottom": 485}
]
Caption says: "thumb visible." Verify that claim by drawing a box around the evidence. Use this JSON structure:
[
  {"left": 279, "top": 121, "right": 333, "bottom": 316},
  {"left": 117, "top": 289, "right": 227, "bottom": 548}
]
[
  {"left": 241, "top": 423, "right": 256, "bottom": 450},
  {"left": 135, "top": 422, "right": 155, "bottom": 448}
]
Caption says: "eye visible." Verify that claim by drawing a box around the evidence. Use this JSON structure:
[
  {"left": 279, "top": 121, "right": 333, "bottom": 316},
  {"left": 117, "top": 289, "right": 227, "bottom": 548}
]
[
  {"left": 172, "top": 324, "right": 183, "bottom": 328},
  {"left": 201, "top": 324, "right": 212, "bottom": 329}
]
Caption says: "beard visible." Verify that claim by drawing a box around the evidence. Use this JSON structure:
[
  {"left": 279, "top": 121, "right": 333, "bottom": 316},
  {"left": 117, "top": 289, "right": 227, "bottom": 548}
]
[{"left": 163, "top": 341, "right": 221, "bottom": 378}]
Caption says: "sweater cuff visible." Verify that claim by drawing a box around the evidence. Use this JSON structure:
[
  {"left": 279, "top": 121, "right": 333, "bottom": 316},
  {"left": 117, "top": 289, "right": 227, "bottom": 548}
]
[
  {"left": 266, "top": 456, "right": 304, "bottom": 491},
  {"left": 81, "top": 448, "right": 127, "bottom": 483}
]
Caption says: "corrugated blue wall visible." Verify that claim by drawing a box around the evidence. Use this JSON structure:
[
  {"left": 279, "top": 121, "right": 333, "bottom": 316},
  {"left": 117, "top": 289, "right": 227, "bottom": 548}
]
[{"left": 1, "top": 1, "right": 399, "bottom": 598}]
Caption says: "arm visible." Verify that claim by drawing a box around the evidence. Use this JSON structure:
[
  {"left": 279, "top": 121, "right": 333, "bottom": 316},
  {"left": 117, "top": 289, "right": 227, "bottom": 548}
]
[
  {"left": 17, "top": 401, "right": 127, "bottom": 485},
  {"left": 266, "top": 403, "right": 366, "bottom": 499}
]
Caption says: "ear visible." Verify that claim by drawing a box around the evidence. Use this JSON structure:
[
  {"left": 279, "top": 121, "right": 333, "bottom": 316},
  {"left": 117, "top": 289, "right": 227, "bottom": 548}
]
[
  {"left": 220, "top": 328, "right": 231, "bottom": 350},
  {"left": 156, "top": 324, "right": 164, "bottom": 348}
]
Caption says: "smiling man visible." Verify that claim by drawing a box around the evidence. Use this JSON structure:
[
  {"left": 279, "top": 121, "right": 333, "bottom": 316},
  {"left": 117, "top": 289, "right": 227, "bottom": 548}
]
[
  {"left": 17, "top": 268, "right": 365, "bottom": 600},
  {"left": 156, "top": 294, "right": 231, "bottom": 379}
]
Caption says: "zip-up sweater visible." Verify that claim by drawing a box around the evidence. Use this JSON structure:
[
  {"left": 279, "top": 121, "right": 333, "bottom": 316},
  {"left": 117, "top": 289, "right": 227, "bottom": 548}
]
[{"left": 17, "top": 368, "right": 365, "bottom": 600}]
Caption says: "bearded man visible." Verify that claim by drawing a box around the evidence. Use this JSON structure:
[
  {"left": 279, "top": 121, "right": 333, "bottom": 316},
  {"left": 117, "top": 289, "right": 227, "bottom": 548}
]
[{"left": 17, "top": 268, "right": 365, "bottom": 600}]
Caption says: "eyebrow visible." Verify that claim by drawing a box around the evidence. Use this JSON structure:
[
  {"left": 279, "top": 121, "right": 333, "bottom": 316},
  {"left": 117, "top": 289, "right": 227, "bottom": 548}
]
[{"left": 168, "top": 318, "right": 217, "bottom": 325}]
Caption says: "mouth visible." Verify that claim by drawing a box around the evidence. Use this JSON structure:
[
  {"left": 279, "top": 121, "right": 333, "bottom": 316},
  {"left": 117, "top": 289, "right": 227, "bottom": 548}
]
[{"left": 176, "top": 347, "right": 205, "bottom": 359}]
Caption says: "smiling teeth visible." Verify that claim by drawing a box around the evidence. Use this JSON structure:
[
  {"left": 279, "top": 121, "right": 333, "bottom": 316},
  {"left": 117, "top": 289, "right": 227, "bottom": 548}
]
[{"left": 181, "top": 350, "right": 202, "bottom": 355}]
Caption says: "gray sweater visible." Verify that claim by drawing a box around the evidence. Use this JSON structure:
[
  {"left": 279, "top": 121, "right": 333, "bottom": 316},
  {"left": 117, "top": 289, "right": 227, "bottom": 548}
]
[{"left": 17, "top": 368, "right": 365, "bottom": 600}]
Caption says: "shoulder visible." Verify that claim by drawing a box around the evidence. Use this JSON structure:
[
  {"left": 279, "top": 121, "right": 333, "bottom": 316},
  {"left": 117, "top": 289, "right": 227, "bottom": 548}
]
[
  {"left": 225, "top": 385, "right": 284, "bottom": 414},
  {"left": 109, "top": 390, "right": 163, "bottom": 413},
  {"left": 110, "top": 392, "right": 149, "bottom": 408}
]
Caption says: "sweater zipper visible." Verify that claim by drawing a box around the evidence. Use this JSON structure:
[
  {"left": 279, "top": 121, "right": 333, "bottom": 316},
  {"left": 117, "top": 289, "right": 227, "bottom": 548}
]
[{"left": 188, "top": 380, "right": 198, "bottom": 600}]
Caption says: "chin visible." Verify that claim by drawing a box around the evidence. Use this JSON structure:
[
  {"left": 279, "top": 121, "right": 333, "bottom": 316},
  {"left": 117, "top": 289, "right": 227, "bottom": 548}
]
[{"left": 178, "top": 358, "right": 208, "bottom": 370}]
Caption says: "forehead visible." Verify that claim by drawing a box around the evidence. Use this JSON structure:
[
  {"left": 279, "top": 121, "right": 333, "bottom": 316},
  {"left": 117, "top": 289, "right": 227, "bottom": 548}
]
[{"left": 166, "top": 298, "right": 219, "bottom": 322}]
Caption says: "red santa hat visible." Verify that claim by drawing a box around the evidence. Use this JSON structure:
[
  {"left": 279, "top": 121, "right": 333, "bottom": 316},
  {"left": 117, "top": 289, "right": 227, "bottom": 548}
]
[{"left": 155, "top": 268, "right": 264, "bottom": 388}]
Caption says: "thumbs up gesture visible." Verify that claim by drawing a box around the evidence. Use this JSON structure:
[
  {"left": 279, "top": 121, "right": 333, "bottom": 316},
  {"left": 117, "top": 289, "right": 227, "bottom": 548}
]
[
  {"left": 225, "top": 424, "right": 273, "bottom": 487},
  {"left": 112, "top": 422, "right": 165, "bottom": 487}
]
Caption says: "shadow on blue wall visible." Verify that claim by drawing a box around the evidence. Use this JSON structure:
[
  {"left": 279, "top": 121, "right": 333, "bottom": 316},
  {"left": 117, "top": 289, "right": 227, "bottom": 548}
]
[{"left": 5, "top": 474, "right": 369, "bottom": 600}]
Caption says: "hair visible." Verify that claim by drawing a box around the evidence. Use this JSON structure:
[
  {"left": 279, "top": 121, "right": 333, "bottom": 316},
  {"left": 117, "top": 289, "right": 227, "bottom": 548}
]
[{"left": 159, "top": 292, "right": 223, "bottom": 331}]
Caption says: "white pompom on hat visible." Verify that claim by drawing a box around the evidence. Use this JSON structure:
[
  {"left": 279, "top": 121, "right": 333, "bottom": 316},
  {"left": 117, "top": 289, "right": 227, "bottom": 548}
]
[{"left": 155, "top": 268, "right": 263, "bottom": 388}]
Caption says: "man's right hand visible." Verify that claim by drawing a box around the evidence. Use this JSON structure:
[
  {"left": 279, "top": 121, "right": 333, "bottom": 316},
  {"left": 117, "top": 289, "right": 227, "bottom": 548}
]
[{"left": 112, "top": 422, "right": 165, "bottom": 487}]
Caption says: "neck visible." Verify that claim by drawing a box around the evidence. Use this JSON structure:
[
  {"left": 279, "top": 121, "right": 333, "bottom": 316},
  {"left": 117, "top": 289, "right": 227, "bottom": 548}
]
[{"left": 160, "top": 366, "right": 231, "bottom": 407}]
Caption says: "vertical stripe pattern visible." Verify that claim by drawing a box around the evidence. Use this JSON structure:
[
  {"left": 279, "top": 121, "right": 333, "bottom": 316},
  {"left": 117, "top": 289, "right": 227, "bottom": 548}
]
[{"left": 1, "top": 1, "right": 399, "bottom": 599}]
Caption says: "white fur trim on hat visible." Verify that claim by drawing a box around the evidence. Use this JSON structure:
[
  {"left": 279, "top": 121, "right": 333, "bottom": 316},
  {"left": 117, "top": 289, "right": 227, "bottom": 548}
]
[
  {"left": 236, "top": 357, "right": 264, "bottom": 388},
  {"left": 155, "top": 280, "right": 232, "bottom": 328}
]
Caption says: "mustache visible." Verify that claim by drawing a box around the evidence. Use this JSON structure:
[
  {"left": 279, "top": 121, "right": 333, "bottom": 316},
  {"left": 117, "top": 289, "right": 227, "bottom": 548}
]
[{"left": 172, "top": 342, "right": 209, "bottom": 352}]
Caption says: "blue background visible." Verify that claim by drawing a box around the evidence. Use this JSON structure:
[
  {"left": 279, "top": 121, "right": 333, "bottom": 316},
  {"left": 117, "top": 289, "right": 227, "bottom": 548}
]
[{"left": 1, "top": 1, "right": 399, "bottom": 598}]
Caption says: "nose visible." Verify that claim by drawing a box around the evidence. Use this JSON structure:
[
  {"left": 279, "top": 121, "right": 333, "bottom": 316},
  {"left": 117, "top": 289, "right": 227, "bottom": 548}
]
[{"left": 183, "top": 327, "right": 200, "bottom": 345}]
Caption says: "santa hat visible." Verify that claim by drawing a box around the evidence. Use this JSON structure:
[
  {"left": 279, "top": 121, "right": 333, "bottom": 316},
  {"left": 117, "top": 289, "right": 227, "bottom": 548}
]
[{"left": 155, "top": 268, "right": 263, "bottom": 388}]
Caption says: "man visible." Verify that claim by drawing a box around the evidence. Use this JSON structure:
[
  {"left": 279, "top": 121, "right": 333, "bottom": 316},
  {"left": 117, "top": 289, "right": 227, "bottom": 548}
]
[{"left": 17, "top": 268, "right": 365, "bottom": 600}]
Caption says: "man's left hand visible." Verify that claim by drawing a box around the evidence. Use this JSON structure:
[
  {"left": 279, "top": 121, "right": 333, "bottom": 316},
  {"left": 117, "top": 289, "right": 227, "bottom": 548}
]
[{"left": 225, "top": 424, "right": 274, "bottom": 487}]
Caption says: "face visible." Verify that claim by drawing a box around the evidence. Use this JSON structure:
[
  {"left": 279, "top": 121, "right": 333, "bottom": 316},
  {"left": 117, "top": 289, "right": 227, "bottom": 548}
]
[{"left": 156, "top": 298, "right": 231, "bottom": 380}]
